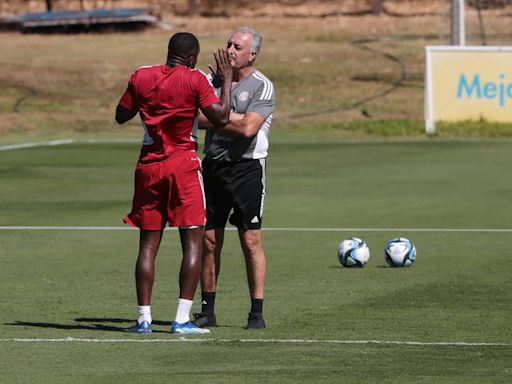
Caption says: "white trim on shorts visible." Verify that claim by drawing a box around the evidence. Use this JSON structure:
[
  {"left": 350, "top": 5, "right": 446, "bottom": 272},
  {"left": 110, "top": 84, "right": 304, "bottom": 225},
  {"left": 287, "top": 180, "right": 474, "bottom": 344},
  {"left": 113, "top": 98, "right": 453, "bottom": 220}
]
[{"left": 259, "top": 158, "right": 266, "bottom": 219}]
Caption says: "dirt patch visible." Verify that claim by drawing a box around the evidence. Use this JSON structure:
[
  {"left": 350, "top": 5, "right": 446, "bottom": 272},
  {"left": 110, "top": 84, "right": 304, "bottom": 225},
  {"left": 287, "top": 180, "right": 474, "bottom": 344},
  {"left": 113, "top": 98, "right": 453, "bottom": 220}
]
[
  {"left": 2, "top": 1, "right": 511, "bottom": 18},
  {"left": 0, "top": 1, "right": 445, "bottom": 17},
  {"left": 1, "top": 1, "right": 511, "bottom": 141}
]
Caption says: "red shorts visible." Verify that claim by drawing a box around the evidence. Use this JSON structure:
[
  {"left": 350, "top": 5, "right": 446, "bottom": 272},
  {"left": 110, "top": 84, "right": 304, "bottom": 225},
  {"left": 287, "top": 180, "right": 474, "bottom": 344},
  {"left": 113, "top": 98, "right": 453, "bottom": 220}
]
[{"left": 123, "top": 150, "right": 206, "bottom": 230}]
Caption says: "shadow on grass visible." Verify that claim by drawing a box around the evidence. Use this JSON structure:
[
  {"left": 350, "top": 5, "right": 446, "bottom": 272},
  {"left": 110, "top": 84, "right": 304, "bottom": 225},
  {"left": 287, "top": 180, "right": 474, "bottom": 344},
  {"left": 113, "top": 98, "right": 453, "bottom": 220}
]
[
  {"left": 76, "top": 317, "right": 244, "bottom": 330},
  {"left": 7, "top": 318, "right": 171, "bottom": 333},
  {"left": 75, "top": 317, "right": 171, "bottom": 326}
]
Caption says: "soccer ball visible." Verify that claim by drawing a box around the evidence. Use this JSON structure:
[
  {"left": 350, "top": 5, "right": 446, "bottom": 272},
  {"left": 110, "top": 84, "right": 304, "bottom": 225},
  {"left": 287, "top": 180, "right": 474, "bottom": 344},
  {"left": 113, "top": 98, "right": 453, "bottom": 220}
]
[
  {"left": 337, "top": 238, "right": 370, "bottom": 267},
  {"left": 384, "top": 237, "right": 416, "bottom": 267}
]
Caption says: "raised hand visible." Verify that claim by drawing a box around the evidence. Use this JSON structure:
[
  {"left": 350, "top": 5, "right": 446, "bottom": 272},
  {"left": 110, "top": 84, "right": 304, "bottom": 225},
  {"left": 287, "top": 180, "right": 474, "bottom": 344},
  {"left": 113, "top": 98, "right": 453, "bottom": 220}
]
[{"left": 213, "top": 48, "right": 233, "bottom": 84}]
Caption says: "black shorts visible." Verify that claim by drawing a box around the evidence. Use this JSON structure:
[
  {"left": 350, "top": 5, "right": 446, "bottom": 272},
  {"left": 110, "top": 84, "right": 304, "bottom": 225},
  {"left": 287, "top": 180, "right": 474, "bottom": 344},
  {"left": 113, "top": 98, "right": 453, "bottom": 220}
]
[{"left": 202, "top": 157, "right": 266, "bottom": 230}]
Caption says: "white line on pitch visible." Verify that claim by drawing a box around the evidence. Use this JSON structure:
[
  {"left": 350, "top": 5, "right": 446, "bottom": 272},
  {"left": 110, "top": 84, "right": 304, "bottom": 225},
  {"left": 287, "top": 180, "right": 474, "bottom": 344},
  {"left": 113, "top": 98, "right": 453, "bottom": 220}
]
[
  {"left": 265, "top": 227, "right": 512, "bottom": 233},
  {"left": 0, "top": 337, "right": 508, "bottom": 347},
  {"left": 1, "top": 226, "right": 512, "bottom": 233},
  {"left": 0, "top": 138, "right": 142, "bottom": 152},
  {"left": 0, "top": 226, "right": 138, "bottom": 231},
  {"left": 3, "top": 137, "right": 512, "bottom": 153},
  {"left": 0, "top": 139, "right": 75, "bottom": 151}
]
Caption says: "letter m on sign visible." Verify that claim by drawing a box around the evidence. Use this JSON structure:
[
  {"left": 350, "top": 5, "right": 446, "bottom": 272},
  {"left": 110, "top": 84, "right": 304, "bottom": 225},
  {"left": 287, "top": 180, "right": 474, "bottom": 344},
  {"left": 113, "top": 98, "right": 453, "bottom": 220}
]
[{"left": 457, "top": 74, "right": 481, "bottom": 99}]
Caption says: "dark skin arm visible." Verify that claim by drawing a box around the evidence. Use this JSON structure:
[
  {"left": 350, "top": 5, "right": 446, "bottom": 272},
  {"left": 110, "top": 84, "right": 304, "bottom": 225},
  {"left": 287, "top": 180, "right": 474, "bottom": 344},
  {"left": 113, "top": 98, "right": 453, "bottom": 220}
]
[
  {"left": 200, "top": 48, "right": 233, "bottom": 127},
  {"left": 115, "top": 48, "right": 233, "bottom": 126},
  {"left": 115, "top": 104, "right": 138, "bottom": 124}
]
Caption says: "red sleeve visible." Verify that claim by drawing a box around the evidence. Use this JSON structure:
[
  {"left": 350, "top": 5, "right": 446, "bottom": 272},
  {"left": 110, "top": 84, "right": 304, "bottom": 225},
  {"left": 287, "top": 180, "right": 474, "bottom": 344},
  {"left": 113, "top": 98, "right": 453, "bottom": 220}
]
[
  {"left": 118, "top": 72, "right": 139, "bottom": 111},
  {"left": 196, "top": 72, "right": 220, "bottom": 109}
]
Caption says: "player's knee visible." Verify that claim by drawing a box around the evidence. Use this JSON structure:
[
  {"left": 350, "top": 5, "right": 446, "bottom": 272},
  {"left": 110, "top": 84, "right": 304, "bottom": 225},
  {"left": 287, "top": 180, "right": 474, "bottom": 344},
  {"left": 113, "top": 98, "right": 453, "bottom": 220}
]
[
  {"left": 204, "top": 233, "right": 221, "bottom": 254},
  {"left": 241, "top": 231, "right": 263, "bottom": 254}
]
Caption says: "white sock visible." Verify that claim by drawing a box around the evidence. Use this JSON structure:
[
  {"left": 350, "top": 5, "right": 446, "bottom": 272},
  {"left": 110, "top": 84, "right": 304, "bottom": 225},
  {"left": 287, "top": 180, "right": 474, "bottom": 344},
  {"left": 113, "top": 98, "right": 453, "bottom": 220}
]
[
  {"left": 138, "top": 305, "right": 152, "bottom": 324},
  {"left": 174, "top": 298, "right": 193, "bottom": 324}
]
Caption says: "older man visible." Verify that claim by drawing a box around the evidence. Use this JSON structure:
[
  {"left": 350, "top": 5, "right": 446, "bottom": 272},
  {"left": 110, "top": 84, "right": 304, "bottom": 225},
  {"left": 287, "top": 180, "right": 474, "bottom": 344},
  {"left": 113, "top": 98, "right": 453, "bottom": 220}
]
[{"left": 194, "top": 27, "right": 276, "bottom": 330}]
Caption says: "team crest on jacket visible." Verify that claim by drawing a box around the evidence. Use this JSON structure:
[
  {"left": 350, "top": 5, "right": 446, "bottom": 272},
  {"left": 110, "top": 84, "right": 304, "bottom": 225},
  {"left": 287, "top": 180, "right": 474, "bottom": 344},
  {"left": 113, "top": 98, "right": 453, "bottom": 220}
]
[{"left": 239, "top": 91, "right": 249, "bottom": 101}]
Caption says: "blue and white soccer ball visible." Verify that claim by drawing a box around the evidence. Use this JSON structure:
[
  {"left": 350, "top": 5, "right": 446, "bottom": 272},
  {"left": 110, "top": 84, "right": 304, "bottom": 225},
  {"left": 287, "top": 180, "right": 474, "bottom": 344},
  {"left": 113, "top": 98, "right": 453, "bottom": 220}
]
[
  {"left": 337, "top": 237, "right": 370, "bottom": 268},
  {"left": 384, "top": 237, "right": 416, "bottom": 267}
]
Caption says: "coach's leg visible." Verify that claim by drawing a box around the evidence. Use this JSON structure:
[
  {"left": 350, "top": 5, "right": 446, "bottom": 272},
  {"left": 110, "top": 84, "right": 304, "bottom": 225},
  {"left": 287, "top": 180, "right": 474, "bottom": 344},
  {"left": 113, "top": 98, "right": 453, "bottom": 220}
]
[
  {"left": 135, "top": 229, "right": 163, "bottom": 305},
  {"left": 192, "top": 228, "right": 224, "bottom": 327},
  {"left": 202, "top": 228, "right": 224, "bottom": 290},
  {"left": 239, "top": 229, "right": 266, "bottom": 299},
  {"left": 239, "top": 229, "right": 266, "bottom": 329}
]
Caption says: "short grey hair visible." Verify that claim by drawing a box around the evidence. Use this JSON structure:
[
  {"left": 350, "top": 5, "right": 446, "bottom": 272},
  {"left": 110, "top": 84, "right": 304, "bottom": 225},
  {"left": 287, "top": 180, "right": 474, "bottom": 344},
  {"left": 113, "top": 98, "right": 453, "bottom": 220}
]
[{"left": 233, "top": 26, "right": 262, "bottom": 54}]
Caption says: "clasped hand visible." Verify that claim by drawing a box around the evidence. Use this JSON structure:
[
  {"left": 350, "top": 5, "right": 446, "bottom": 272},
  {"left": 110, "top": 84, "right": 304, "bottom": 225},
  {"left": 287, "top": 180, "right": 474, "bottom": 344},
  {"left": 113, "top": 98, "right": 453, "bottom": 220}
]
[{"left": 211, "top": 48, "right": 233, "bottom": 86}]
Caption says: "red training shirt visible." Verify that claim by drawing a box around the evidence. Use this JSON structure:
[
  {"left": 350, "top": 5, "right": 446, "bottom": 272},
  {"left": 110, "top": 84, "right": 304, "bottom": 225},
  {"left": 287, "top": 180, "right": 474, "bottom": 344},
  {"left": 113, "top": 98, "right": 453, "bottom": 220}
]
[{"left": 119, "top": 64, "right": 220, "bottom": 164}]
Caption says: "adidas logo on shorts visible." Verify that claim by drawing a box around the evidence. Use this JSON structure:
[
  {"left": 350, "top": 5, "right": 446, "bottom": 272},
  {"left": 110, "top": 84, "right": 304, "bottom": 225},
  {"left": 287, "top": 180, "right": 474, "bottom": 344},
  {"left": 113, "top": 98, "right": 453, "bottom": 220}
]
[{"left": 251, "top": 216, "right": 259, "bottom": 224}]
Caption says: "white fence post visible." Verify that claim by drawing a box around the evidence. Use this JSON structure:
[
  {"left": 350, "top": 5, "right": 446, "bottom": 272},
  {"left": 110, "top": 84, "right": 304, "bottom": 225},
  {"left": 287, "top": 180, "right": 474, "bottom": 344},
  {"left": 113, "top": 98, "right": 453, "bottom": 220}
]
[{"left": 451, "top": 0, "right": 466, "bottom": 46}]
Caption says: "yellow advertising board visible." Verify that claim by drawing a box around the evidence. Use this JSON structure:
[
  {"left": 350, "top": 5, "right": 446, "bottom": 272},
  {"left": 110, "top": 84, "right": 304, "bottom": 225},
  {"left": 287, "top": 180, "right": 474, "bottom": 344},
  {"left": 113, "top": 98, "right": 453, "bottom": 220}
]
[{"left": 424, "top": 46, "right": 512, "bottom": 133}]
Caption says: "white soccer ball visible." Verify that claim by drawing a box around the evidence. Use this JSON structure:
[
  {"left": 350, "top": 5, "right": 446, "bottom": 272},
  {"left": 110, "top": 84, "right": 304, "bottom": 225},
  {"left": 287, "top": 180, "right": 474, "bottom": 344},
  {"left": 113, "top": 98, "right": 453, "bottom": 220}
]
[
  {"left": 384, "top": 237, "right": 416, "bottom": 267},
  {"left": 337, "top": 237, "right": 370, "bottom": 268}
]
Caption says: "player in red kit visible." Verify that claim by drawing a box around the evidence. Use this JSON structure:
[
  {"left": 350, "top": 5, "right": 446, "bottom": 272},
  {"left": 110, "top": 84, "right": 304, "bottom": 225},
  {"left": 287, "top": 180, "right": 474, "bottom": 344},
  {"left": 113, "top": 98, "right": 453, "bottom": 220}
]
[{"left": 115, "top": 32, "right": 232, "bottom": 334}]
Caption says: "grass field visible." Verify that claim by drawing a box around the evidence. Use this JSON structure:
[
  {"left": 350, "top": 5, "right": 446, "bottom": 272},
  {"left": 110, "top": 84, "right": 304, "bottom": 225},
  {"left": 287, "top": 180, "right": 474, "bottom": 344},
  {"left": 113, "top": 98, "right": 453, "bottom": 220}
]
[
  {"left": 2, "top": 8, "right": 512, "bottom": 383},
  {"left": 1, "top": 138, "right": 512, "bottom": 383}
]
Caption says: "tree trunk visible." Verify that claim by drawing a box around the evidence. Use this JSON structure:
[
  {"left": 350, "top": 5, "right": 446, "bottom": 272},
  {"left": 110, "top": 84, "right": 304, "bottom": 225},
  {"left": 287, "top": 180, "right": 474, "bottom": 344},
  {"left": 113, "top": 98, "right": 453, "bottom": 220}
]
[
  {"left": 188, "top": 0, "right": 199, "bottom": 16},
  {"left": 370, "top": 0, "right": 384, "bottom": 15}
]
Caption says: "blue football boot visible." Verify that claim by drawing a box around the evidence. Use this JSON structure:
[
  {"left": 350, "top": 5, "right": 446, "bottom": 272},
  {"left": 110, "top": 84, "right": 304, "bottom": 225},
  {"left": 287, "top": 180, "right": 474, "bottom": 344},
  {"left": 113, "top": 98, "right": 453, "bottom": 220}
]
[
  {"left": 128, "top": 320, "right": 152, "bottom": 334},
  {"left": 171, "top": 321, "right": 210, "bottom": 334}
]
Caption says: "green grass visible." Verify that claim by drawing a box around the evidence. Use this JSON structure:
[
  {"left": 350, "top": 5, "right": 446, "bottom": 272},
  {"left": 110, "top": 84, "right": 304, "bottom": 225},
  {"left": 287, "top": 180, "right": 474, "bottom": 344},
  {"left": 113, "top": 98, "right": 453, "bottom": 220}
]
[
  {"left": 2, "top": 15, "right": 512, "bottom": 382},
  {"left": 1, "top": 140, "right": 512, "bottom": 383}
]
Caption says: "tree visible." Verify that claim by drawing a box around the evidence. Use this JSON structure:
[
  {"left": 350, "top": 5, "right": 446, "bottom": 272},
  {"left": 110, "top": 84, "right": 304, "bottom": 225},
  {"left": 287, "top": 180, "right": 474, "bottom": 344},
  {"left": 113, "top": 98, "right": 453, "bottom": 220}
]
[
  {"left": 188, "top": 0, "right": 198, "bottom": 16},
  {"left": 370, "top": 0, "right": 384, "bottom": 15}
]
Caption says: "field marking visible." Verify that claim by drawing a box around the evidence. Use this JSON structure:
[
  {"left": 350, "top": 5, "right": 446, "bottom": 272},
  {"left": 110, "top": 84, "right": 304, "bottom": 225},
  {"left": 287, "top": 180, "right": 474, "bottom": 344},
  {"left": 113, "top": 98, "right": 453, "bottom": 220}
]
[
  {"left": 0, "top": 337, "right": 509, "bottom": 347},
  {"left": 0, "top": 226, "right": 138, "bottom": 231},
  {"left": 0, "top": 139, "right": 75, "bottom": 151},
  {"left": 0, "top": 138, "right": 145, "bottom": 152},
  {"left": 1, "top": 226, "right": 512, "bottom": 233},
  {"left": 2, "top": 137, "right": 512, "bottom": 153}
]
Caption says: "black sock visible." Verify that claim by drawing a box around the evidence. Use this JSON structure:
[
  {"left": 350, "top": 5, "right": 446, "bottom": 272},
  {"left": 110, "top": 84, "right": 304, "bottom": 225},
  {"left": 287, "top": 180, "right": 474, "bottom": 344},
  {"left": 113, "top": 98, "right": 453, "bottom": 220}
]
[
  {"left": 201, "top": 291, "right": 216, "bottom": 315},
  {"left": 250, "top": 298, "right": 263, "bottom": 314}
]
